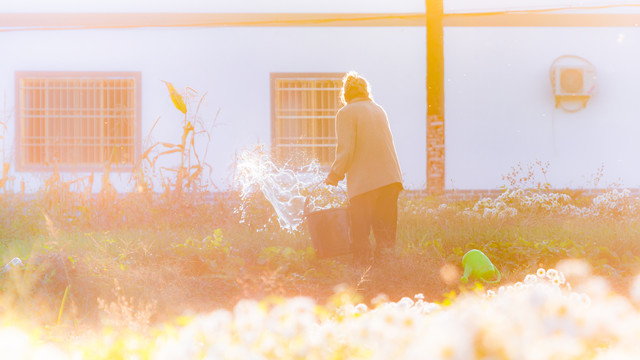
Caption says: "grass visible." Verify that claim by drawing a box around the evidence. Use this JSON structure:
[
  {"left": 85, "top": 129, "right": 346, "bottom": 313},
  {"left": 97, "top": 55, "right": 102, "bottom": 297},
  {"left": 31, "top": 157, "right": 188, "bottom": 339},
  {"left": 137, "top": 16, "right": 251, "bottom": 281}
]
[{"left": 0, "top": 185, "right": 639, "bottom": 340}]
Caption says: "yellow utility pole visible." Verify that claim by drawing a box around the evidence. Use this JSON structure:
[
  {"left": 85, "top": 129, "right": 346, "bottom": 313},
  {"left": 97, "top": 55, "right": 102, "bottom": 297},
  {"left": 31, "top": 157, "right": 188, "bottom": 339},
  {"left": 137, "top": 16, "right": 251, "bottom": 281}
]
[{"left": 426, "top": 0, "right": 444, "bottom": 195}]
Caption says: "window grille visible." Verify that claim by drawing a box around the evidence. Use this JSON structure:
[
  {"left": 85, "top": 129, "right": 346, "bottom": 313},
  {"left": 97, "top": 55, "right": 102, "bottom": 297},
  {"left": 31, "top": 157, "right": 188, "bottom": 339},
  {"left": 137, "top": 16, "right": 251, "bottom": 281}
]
[
  {"left": 272, "top": 74, "right": 343, "bottom": 166},
  {"left": 17, "top": 73, "right": 140, "bottom": 169}
]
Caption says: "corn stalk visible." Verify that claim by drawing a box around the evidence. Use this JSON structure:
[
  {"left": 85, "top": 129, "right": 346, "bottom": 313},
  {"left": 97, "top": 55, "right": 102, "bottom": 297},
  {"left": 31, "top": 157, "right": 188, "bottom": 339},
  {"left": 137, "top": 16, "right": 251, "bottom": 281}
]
[{"left": 131, "top": 82, "right": 217, "bottom": 200}]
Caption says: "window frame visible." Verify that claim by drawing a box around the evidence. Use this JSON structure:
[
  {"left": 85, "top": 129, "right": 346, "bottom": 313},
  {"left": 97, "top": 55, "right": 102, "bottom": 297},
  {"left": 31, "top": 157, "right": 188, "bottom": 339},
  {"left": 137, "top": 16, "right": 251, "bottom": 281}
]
[
  {"left": 15, "top": 71, "right": 142, "bottom": 172},
  {"left": 270, "top": 72, "right": 344, "bottom": 167}
]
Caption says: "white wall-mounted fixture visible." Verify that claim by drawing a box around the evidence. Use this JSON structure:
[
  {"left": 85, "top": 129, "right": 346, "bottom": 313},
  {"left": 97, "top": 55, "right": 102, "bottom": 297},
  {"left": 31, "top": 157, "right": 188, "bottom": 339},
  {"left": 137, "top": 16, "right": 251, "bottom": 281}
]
[{"left": 550, "top": 55, "right": 596, "bottom": 112}]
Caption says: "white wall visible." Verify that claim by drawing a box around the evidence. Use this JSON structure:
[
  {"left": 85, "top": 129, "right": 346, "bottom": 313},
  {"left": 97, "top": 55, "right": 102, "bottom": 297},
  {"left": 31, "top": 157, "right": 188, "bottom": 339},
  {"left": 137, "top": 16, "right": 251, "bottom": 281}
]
[
  {"left": 445, "top": 26, "right": 640, "bottom": 190},
  {"left": 0, "top": 26, "right": 426, "bottom": 192}
]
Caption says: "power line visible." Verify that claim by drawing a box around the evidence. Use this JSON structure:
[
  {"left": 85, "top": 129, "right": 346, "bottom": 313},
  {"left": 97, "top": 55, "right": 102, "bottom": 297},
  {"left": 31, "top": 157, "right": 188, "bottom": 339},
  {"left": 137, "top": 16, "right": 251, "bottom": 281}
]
[
  {"left": 447, "top": 3, "right": 640, "bottom": 16},
  {"left": 0, "top": 13, "right": 425, "bottom": 32},
  {"left": 2, "top": 4, "right": 640, "bottom": 32}
]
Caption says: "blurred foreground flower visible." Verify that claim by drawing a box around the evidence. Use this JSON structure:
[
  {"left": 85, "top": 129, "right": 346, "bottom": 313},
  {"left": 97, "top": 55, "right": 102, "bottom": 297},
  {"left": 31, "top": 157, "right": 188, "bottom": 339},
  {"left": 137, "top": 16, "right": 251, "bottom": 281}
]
[{"left": 5, "top": 267, "right": 640, "bottom": 359}]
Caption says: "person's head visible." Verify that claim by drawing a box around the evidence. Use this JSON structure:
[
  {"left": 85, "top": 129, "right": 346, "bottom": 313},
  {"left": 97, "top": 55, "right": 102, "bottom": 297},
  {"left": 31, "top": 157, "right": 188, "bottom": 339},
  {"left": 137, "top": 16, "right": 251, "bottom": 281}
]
[{"left": 340, "top": 71, "right": 372, "bottom": 105}]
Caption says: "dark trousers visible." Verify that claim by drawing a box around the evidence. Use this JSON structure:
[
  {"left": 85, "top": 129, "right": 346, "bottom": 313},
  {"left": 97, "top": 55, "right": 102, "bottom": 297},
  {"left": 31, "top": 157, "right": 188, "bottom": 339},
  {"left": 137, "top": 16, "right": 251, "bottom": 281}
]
[{"left": 349, "top": 182, "right": 402, "bottom": 260}]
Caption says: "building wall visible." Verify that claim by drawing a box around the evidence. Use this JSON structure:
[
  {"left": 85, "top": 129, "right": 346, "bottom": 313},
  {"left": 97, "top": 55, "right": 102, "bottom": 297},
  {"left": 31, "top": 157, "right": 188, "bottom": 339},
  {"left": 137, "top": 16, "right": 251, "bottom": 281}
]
[
  {"left": 444, "top": 26, "right": 640, "bottom": 190},
  {"left": 8, "top": 3, "right": 636, "bottom": 193},
  {"left": 0, "top": 26, "right": 426, "bottom": 192}
]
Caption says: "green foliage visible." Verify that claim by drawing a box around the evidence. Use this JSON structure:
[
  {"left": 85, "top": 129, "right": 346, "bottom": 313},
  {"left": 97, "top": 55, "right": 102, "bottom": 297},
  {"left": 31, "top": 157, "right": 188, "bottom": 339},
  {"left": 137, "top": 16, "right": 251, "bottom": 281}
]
[
  {"left": 170, "top": 229, "right": 245, "bottom": 277},
  {"left": 257, "top": 245, "right": 316, "bottom": 271},
  {"left": 172, "top": 229, "right": 230, "bottom": 257}
]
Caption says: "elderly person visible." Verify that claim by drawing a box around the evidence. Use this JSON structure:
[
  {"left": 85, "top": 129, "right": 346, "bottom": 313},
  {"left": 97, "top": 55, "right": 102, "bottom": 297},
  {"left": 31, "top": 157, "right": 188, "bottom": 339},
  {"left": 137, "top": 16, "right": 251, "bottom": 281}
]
[{"left": 325, "top": 72, "right": 403, "bottom": 266}]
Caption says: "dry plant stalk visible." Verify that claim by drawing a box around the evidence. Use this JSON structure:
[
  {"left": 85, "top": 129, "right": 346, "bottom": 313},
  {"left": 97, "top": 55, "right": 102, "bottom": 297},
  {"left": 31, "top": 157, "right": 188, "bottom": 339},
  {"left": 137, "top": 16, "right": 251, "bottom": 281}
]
[
  {"left": 97, "top": 279, "right": 156, "bottom": 332},
  {"left": 130, "top": 81, "right": 217, "bottom": 200}
]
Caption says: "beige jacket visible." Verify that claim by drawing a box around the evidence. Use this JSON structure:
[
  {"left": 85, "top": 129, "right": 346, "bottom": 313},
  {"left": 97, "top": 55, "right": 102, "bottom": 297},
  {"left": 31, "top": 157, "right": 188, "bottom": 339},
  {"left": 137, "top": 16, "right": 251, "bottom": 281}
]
[{"left": 327, "top": 98, "right": 403, "bottom": 199}]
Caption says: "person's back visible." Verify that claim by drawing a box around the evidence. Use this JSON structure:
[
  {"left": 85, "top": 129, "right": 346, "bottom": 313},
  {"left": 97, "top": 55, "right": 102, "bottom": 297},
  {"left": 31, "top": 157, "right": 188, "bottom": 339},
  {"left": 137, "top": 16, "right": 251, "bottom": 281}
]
[{"left": 337, "top": 99, "right": 402, "bottom": 199}]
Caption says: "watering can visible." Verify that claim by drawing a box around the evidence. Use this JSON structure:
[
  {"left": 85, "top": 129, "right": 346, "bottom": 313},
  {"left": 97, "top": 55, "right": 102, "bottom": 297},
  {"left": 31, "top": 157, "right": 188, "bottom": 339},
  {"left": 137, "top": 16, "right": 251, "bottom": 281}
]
[{"left": 460, "top": 249, "right": 501, "bottom": 284}]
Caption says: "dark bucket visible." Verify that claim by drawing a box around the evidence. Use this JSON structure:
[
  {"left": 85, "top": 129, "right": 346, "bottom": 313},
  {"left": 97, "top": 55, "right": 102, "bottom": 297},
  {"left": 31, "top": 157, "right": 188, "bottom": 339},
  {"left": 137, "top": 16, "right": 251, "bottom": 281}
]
[{"left": 306, "top": 206, "right": 351, "bottom": 259}]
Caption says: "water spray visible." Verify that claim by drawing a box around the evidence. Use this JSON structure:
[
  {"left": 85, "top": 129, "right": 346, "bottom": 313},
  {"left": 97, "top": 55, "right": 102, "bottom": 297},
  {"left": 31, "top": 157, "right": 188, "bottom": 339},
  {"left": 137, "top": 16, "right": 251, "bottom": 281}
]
[{"left": 235, "top": 147, "right": 346, "bottom": 232}]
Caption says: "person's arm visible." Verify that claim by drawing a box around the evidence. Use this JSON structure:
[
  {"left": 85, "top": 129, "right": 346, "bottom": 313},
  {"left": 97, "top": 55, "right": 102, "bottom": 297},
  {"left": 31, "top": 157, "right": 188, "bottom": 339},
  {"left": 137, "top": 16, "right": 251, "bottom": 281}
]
[{"left": 326, "top": 110, "right": 356, "bottom": 185}]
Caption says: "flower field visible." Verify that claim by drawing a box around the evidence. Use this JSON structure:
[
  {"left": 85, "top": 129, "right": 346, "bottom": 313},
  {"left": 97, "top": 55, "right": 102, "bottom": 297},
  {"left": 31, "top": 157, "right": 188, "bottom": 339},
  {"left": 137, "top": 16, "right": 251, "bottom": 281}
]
[
  {"left": 2, "top": 264, "right": 640, "bottom": 359},
  {"left": 1, "top": 183, "right": 640, "bottom": 359}
]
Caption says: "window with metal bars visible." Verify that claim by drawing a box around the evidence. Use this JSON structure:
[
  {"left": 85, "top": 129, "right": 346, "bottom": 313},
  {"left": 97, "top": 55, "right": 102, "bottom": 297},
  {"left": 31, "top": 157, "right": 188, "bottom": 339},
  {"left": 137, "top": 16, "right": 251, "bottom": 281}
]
[
  {"left": 16, "top": 72, "right": 141, "bottom": 170},
  {"left": 271, "top": 73, "right": 344, "bottom": 166}
]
